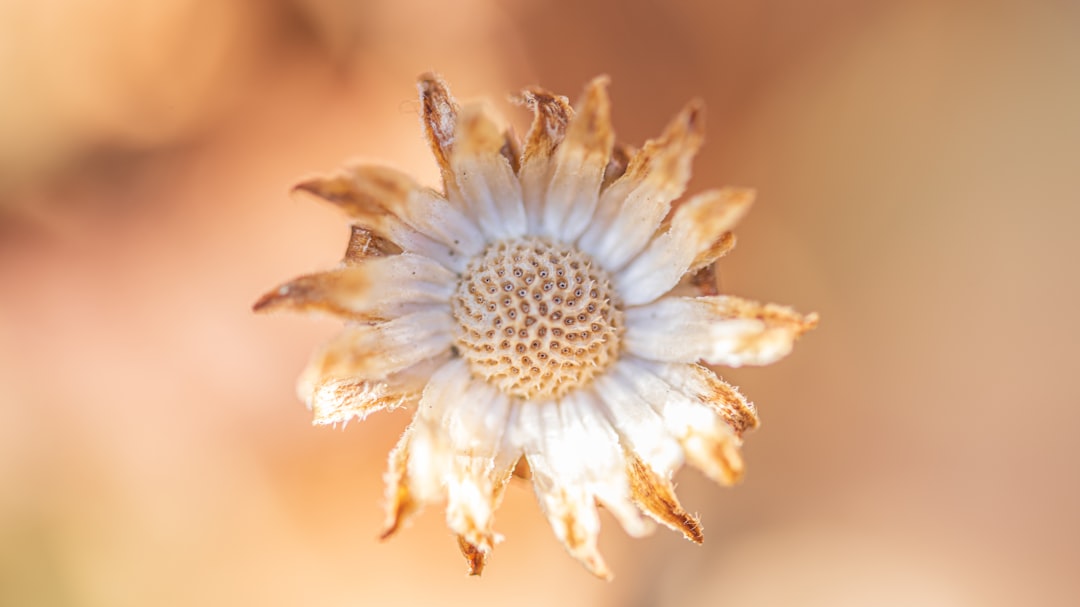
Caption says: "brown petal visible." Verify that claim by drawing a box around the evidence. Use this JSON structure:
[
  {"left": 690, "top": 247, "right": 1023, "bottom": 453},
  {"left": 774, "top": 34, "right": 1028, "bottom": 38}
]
[
  {"left": 625, "top": 451, "right": 703, "bottom": 543},
  {"left": 518, "top": 86, "right": 574, "bottom": 163},
  {"left": 601, "top": 142, "right": 635, "bottom": 191},
  {"left": 623, "top": 99, "right": 706, "bottom": 190},
  {"left": 685, "top": 364, "right": 760, "bottom": 437},
  {"left": 516, "top": 86, "right": 574, "bottom": 229},
  {"left": 688, "top": 231, "right": 736, "bottom": 279},
  {"left": 292, "top": 165, "right": 417, "bottom": 220},
  {"left": 457, "top": 536, "right": 486, "bottom": 576},
  {"left": 252, "top": 267, "right": 371, "bottom": 318},
  {"left": 418, "top": 72, "right": 459, "bottom": 188},
  {"left": 683, "top": 429, "right": 745, "bottom": 486},
  {"left": 380, "top": 428, "right": 420, "bottom": 540},
  {"left": 343, "top": 225, "right": 400, "bottom": 264}
]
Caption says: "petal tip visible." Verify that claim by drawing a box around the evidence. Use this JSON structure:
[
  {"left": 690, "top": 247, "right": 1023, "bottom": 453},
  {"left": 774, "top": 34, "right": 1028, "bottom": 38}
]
[{"left": 458, "top": 536, "right": 488, "bottom": 576}]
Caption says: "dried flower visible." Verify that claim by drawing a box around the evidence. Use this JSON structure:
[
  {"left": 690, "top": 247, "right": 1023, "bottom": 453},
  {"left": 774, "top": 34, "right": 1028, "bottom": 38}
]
[{"left": 254, "top": 74, "right": 817, "bottom": 578}]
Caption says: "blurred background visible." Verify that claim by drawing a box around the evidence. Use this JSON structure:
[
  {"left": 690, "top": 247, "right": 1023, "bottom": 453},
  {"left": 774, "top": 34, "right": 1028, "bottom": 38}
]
[{"left": 1, "top": 0, "right": 1078, "bottom": 605}]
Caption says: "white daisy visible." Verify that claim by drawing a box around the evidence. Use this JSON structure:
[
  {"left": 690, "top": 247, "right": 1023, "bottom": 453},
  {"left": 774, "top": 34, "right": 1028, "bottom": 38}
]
[{"left": 255, "top": 74, "right": 817, "bottom": 578}]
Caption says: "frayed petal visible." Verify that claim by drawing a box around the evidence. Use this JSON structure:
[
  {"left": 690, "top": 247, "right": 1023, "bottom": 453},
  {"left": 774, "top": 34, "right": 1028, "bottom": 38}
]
[
  {"left": 624, "top": 295, "right": 818, "bottom": 367},
  {"left": 616, "top": 188, "right": 754, "bottom": 305},
  {"left": 302, "top": 354, "right": 447, "bottom": 426},
  {"left": 580, "top": 100, "right": 705, "bottom": 270},
  {"left": 517, "top": 86, "right": 574, "bottom": 232}
]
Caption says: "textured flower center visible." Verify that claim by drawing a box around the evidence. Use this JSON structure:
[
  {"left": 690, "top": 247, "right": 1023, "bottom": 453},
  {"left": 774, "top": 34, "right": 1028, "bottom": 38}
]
[{"left": 452, "top": 237, "right": 622, "bottom": 400}]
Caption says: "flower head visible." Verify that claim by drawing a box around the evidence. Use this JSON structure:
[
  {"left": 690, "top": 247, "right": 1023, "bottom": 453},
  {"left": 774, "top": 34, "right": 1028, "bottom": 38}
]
[{"left": 255, "top": 74, "right": 817, "bottom": 578}]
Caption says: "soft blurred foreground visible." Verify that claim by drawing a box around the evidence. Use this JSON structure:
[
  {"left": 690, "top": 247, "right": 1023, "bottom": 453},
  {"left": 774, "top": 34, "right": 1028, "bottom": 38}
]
[{"left": 1, "top": 1, "right": 1078, "bottom": 605}]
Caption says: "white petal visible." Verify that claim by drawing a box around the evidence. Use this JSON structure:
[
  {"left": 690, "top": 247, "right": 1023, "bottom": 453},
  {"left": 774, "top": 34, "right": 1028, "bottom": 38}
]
[
  {"left": 449, "top": 103, "right": 526, "bottom": 240},
  {"left": 541, "top": 76, "right": 613, "bottom": 241},
  {"left": 613, "top": 358, "right": 745, "bottom": 485},
  {"left": 578, "top": 101, "right": 704, "bottom": 270},
  {"left": 517, "top": 87, "right": 573, "bottom": 233},
  {"left": 590, "top": 370, "right": 684, "bottom": 475},
  {"left": 302, "top": 309, "right": 454, "bottom": 383},
  {"left": 401, "top": 187, "right": 487, "bottom": 265},
  {"left": 624, "top": 295, "right": 817, "bottom": 367},
  {"left": 615, "top": 188, "right": 753, "bottom": 305},
  {"left": 380, "top": 359, "right": 521, "bottom": 557},
  {"left": 514, "top": 393, "right": 653, "bottom": 579}
]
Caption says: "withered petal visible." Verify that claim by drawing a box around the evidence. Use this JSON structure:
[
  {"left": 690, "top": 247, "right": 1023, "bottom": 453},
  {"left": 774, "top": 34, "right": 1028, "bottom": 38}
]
[
  {"left": 458, "top": 535, "right": 487, "bottom": 576},
  {"left": 418, "top": 72, "right": 459, "bottom": 189},
  {"left": 581, "top": 99, "right": 707, "bottom": 270},
  {"left": 625, "top": 451, "right": 703, "bottom": 543}
]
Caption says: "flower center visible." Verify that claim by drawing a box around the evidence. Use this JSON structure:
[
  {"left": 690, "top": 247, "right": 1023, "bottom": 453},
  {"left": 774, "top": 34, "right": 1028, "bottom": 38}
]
[{"left": 452, "top": 237, "right": 622, "bottom": 400}]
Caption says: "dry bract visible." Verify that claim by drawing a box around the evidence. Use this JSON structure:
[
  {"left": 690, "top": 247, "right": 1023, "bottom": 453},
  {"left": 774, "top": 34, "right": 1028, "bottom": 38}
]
[{"left": 255, "top": 73, "right": 817, "bottom": 578}]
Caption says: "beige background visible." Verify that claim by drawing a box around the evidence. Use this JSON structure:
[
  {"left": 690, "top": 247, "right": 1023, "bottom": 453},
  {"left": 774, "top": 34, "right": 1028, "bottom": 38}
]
[{"left": 1, "top": 0, "right": 1077, "bottom": 605}]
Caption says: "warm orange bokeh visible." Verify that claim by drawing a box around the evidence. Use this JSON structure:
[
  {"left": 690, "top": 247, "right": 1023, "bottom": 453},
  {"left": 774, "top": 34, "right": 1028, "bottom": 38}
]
[{"left": 2, "top": 1, "right": 1078, "bottom": 605}]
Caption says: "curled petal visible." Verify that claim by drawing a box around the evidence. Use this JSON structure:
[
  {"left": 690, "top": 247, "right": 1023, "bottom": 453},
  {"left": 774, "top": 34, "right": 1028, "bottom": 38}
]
[
  {"left": 381, "top": 423, "right": 424, "bottom": 539},
  {"left": 418, "top": 72, "right": 459, "bottom": 190},
  {"left": 542, "top": 76, "right": 614, "bottom": 241},
  {"left": 516, "top": 86, "right": 573, "bottom": 231},
  {"left": 616, "top": 188, "right": 754, "bottom": 305},
  {"left": 252, "top": 254, "right": 455, "bottom": 321},
  {"left": 625, "top": 451, "right": 703, "bottom": 543},
  {"left": 580, "top": 100, "right": 706, "bottom": 270},
  {"left": 624, "top": 295, "right": 818, "bottom": 367},
  {"left": 343, "top": 226, "right": 400, "bottom": 263},
  {"left": 449, "top": 103, "right": 527, "bottom": 239},
  {"left": 458, "top": 536, "right": 487, "bottom": 576},
  {"left": 600, "top": 142, "right": 635, "bottom": 191}
]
